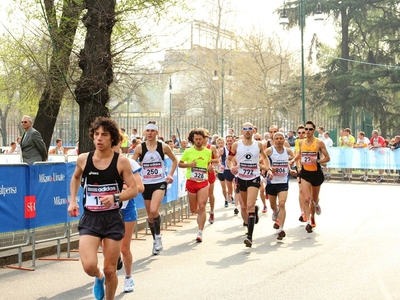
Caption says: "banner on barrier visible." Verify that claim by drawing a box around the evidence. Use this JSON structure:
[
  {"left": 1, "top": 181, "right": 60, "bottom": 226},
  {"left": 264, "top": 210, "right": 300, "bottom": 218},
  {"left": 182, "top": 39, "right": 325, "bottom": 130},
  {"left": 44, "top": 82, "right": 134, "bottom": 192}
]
[{"left": 0, "top": 165, "right": 29, "bottom": 233}]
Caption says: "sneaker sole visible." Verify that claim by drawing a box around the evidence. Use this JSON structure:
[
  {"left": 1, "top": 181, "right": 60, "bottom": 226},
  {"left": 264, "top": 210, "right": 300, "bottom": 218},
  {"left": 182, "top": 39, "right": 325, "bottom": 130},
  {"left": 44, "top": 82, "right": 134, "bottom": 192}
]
[
  {"left": 306, "top": 225, "right": 313, "bottom": 233},
  {"left": 277, "top": 231, "right": 286, "bottom": 240},
  {"left": 244, "top": 239, "right": 252, "bottom": 247}
]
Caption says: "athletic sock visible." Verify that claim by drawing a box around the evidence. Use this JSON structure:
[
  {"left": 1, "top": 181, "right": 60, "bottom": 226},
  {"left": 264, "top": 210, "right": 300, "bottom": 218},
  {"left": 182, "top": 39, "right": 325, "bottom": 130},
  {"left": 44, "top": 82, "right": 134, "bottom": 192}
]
[
  {"left": 247, "top": 213, "right": 255, "bottom": 237},
  {"left": 153, "top": 215, "right": 161, "bottom": 236},
  {"left": 148, "top": 221, "right": 155, "bottom": 239}
]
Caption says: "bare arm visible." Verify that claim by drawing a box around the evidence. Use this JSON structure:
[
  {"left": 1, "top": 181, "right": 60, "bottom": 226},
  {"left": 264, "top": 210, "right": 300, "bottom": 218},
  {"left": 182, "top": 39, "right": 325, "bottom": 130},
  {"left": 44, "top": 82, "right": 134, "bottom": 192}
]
[
  {"left": 318, "top": 140, "right": 330, "bottom": 164},
  {"left": 67, "top": 153, "right": 88, "bottom": 216},
  {"left": 131, "top": 144, "right": 142, "bottom": 162},
  {"left": 163, "top": 143, "right": 178, "bottom": 183}
]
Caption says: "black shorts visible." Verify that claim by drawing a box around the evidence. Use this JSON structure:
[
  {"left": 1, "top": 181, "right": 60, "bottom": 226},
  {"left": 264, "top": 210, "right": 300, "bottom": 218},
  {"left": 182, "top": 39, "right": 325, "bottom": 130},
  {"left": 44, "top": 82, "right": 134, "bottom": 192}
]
[
  {"left": 299, "top": 168, "right": 324, "bottom": 187},
  {"left": 142, "top": 182, "right": 167, "bottom": 200},
  {"left": 237, "top": 177, "right": 261, "bottom": 192},
  {"left": 79, "top": 209, "right": 124, "bottom": 241},
  {"left": 223, "top": 169, "right": 235, "bottom": 181},
  {"left": 217, "top": 173, "right": 225, "bottom": 181},
  {"left": 266, "top": 183, "right": 289, "bottom": 196}
]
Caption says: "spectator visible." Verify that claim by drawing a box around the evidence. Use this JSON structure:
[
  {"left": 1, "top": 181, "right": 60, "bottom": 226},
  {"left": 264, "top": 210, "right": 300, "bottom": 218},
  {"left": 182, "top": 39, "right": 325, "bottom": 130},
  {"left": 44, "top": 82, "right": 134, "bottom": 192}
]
[
  {"left": 211, "top": 134, "right": 218, "bottom": 146},
  {"left": 178, "top": 139, "right": 187, "bottom": 153},
  {"left": 354, "top": 131, "right": 370, "bottom": 181},
  {"left": 171, "top": 134, "right": 180, "bottom": 148},
  {"left": 130, "top": 128, "right": 137, "bottom": 141},
  {"left": 16, "top": 136, "right": 22, "bottom": 153},
  {"left": 7, "top": 142, "right": 19, "bottom": 154},
  {"left": 120, "top": 128, "right": 130, "bottom": 154},
  {"left": 287, "top": 131, "right": 296, "bottom": 147},
  {"left": 20, "top": 115, "right": 47, "bottom": 164},
  {"left": 369, "top": 129, "right": 386, "bottom": 183},
  {"left": 49, "top": 138, "right": 64, "bottom": 154},
  {"left": 323, "top": 131, "right": 333, "bottom": 148},
  {"left": 67, "top": 141, "right": 79, "bottom": 155},
  {"left": 317, "top": 126, "right": 325, "bottom": 141}
]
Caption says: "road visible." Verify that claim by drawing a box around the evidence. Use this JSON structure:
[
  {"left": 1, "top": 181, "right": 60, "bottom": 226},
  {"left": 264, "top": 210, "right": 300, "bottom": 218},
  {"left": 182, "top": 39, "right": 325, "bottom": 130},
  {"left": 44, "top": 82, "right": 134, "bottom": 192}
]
[{"left": 1, "top": 179, "right": 399, "bottom": 300}]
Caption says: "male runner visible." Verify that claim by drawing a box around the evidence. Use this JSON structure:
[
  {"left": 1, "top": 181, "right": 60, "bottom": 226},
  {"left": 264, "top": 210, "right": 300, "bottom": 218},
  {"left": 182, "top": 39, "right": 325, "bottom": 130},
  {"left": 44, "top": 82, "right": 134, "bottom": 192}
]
[
  {"left": 68, "top": 117, "right": 138, "bottom": 300},
  {"left": 132, "top": 122, "right": 177, "bottom": 255},
  {"left": 228, "top": 122, "right": 270, "bottom": 247}
]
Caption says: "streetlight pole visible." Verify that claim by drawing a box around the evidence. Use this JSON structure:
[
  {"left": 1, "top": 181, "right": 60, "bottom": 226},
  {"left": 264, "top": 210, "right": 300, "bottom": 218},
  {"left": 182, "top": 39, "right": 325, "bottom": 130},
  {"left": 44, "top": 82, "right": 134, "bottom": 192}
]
[
  {"left": 169, "top": 76, "right": 172, "bottom": 137},
  {"left": 221, "top": 66, "right": 224, "bottom": 138},
  {"left": 300, "top": 0, "right": 306, "bottom": 124},
  {"left": 280, "top": 1, "right": 323, "bottom": 124}
]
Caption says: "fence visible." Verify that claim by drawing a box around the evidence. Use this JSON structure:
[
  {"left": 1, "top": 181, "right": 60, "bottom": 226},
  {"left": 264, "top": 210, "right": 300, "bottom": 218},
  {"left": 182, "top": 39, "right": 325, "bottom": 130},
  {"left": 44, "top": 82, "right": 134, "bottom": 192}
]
[
  {"left": 0, "top": 108, "right": 373, "bottom": 148},
  {"left": 0, "top": 157, "right": 188, "bottom": 270}
]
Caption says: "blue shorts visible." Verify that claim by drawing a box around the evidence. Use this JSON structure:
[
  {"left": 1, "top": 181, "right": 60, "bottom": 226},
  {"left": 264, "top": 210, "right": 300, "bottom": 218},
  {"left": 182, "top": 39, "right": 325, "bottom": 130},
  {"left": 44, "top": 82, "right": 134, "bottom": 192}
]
[
  {"left": 223, "top": 169, "right": 235, "bottom": 181},
  {"left": 121, "top": 200, "right": 138, "bottom": 222}
]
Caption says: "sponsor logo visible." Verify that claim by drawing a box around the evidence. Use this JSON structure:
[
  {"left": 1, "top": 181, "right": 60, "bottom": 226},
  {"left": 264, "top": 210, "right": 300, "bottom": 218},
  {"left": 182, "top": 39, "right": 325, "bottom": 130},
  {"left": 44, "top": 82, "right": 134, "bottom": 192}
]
[
  {"left": 38, "top": 172, "right": 66, "bottom": 183},
  {"left": 54, "top": 196, "right": 68, "bottom": 205},
  {"left": 87, "top": 186, "right": 117, "bottom": 193},
  {"left": 24, "top": 195, "right": 36, "bottom": 218},
  {"left": 0, "top": 185, "right": 18, "bottom": 197},
  {"left": 88, "top": 171, "right": 99, "bottom": 175}
]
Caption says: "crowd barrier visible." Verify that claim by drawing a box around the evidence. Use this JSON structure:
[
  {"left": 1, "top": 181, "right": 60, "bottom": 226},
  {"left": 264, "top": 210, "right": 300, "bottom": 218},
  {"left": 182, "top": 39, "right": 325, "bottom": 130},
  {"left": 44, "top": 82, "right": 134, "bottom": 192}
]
[{"left": 0, "top": 156, "right": 187, "bottom": 270}]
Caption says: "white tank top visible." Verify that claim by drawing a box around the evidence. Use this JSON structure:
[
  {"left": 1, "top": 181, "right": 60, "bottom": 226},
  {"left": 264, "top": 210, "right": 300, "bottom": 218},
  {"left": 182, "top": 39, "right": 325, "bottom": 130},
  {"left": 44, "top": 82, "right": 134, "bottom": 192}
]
[
  {"left": 236, "top": 140, "right": 260, "bottom": 180},
  {"left": 141, "top": 150, "right": 166, "bottom": 184},
  {"left": 269, "top": 146, "right": 289, "bottom": 184}
]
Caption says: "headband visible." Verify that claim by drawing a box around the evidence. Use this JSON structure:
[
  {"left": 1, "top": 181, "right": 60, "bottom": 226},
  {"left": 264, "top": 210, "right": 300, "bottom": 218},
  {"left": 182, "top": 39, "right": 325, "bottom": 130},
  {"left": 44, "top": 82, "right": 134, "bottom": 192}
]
[{"left": 145, "top": 124, "right": 158, "bottom": 131}]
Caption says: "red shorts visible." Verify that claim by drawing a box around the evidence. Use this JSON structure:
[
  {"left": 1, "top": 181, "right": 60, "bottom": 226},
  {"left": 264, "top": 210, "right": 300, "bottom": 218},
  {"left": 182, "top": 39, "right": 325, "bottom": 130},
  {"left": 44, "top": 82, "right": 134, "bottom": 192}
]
[
  {"left": 186, "top": 180, "right": 209, "bottom": 194},
  {"left": 208, "top": 171, "right": 216, "bottom": 184}
]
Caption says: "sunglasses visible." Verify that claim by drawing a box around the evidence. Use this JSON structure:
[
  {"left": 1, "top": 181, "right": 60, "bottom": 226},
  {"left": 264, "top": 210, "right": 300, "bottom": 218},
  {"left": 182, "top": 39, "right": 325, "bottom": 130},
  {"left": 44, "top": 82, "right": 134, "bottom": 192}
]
[
  {"left": 21, "top": 121, "right": 28, "bottom": 124},
  {"left": 298, "top": 131, "right": 305, "bottom": 134},
  {"left": 304, "top": 128, "right": 314, "bottom": 131},
  {"left": 242, "top": 127, "right": 253, "bottom": 131}
]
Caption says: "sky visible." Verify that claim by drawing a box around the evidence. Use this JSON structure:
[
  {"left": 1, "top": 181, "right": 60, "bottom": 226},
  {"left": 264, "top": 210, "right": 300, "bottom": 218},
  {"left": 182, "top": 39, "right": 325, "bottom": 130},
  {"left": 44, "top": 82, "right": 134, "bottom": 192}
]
[{"left": 0, "top": 0, "right": 336, "bottom": 58}]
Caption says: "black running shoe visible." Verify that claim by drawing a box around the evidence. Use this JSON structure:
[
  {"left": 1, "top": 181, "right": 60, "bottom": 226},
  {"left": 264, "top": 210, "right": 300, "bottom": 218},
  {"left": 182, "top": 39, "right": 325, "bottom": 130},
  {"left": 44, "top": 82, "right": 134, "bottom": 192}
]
[
  {"left": 244, "top": 236, "right": 252, "bottom": 248},
  {"left": 255, "top": 205, "right": 259, "bottom": 224},
  {"left": 234, "top": 208, "right": 239, "bottom": 215},
  {"left": 306, "top": 224, "right": 313, "bottom": 233},
  {"left": 273, "top": 222, "right": 279, "bottom": 230},
  {"left": 277, "top": 230, "right": 286, "bottom": 240},
  {"left": 117, "top": 255, "right": 123, "bottom": 271}
]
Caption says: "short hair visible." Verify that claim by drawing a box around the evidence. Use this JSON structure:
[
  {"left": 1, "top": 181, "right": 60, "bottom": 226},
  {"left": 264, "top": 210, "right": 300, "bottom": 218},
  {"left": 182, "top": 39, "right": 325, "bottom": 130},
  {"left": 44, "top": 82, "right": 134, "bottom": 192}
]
[
  {"left": 324, "top": 131, "right": 330, "bottom": 136},
  {"left": 89, "top": 117, "right": 120, "bottom": 146},
  {"left": 318, "top": 126, "right": 324, "bottom": 131},
  {"left": 297, "top": 125, "right": 305, "bottom": 130},
  {"left": 358, "top": 131, "right": 365, "bottom": 137},
  {"left": 344, "top": 128, "right": 351, "bottom": 134},
  {"left": 22, "top": 115, "right": 33, "bottom": 123},
  {"left": 305, "top": 121, "right": 316, "bottom": 129},
  {"left": 56, "top": 138, "right": 62, "bottom": 143},
  {"left": 372, "top": 129, "right": 379, "bottom": 135},
  {"left": 10, "top": 142, "right": 16, "bottom": 146},
  {"left": 147, "top": 120, "right": 156, "bottom": 125},
  {"left": 273, "top": 132, "right": 285, "bottom": 139}
]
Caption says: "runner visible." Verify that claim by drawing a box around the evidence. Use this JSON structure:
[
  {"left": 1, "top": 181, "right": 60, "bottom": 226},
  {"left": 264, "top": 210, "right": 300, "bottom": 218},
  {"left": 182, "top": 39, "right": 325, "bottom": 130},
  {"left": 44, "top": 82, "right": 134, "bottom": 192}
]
[
  {"left": 291, "top": 121, "right": 330, "bottom": 233},
  {"left": 178, "top": 128, "right": 212, "bottom": 242},
  {"left": 68, "top": 117, "right": 138, "bottom": 300},
  {"left": 265, "top": 132, "right": 296, "bottom": 240},
  {"left": 132, "top": 121, "right": 177, "bottom": 255},
  {"left": 216, "top": 137, "right": 229, "bottom": 209},
  {"left": 228, "top": 122, "right": 270, "bottom": 247}
]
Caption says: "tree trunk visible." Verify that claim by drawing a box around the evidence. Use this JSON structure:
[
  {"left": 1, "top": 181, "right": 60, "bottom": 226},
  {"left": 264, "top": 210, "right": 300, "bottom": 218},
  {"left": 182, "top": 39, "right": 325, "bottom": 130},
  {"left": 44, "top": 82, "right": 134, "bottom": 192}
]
[
  {"left": 75, "top": 0, "right": 116, "bottom": 153},
  {"left": 32, "top": 0, "right": 83, "bottom": 150},
  {"left": 339, "top": 7, "right": 351, "bottom": 128}
]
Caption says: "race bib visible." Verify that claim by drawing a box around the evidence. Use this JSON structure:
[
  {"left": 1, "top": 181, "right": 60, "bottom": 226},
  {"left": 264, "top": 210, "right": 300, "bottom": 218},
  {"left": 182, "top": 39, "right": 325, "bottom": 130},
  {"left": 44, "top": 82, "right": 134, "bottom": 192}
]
[
  {"left": 301, "top": 152, "right": 317, "bottom": 165},
  {"left": 272, "top": 161, "right": 288, "bottom": 177},
  {"left": 142, "top": 162, "right": 163, "bottom": 180},
  {"left": 239, "top": 162, "right": 257, "bottom": 178},
  {"left": 85, "top": 183, "right": 119, "bottom": 211},
  {"left": 190, "top": 167, "right": 208, "bottom": 181}
]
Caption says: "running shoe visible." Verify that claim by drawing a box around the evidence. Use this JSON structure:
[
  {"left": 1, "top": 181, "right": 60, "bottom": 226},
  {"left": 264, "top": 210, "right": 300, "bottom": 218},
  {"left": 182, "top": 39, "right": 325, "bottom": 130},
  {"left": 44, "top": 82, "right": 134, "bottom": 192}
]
[
  {"left": 272, "top": 207, "right": 280, "bottom": 221},
  {"left": 273, "top": 219, "right": 280, "bottom": 230},
  {"left": 311, "top": 217, "right": 316, "bottom": 228},
  {"left": 117, "top": 255, "right": 123, "bottom": 271},
  {"left": 196, "top": 232, "right": 202, "bottom": 243},
  {"left": 262, "top": 206, "right": 267, "bottom": 213},
  {"left": 231, "top": 197, "right": 235, "bottom": 204},
  {"left": 154, "top": 235, "right": 163, "bottom": 252},
  {"left": 254, "top": 205, "right": 259, "bottom": 224},
  {"left": 244, "top": 236, "right": 252, "bottom": 248},
  {"left": 208, "top": 212, "right": 214, "bottom": 224},
  {"left": 305, "top": 224, "right": 313, "bottom": 233},
  {"left": 224, "top": 201, "right": 229, "bottom": 207},
  {"left": 376, "top": 176, "right": 383, "bottom": 183},
  {"left": 234, "top": 208, "right": 239, "bottom": 215},
  {"left": 277, "top": 230, "right": 286, "bottom": 240},
  {"left": 313, "top": 202, "right": 321, "bottom": 215},
  {"left": 93, "top": 270, "right": 105, "bottom": 300},
  {"left": 123, "top": 276, "right": 134, "bottom": 293},
  {"left": 298, "top": 213, "right": 306, "bottom": 222}
]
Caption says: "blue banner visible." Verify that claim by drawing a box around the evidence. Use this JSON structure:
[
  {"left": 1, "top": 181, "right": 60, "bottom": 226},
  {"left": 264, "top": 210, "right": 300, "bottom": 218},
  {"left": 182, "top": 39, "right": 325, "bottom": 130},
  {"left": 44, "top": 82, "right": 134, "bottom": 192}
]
[
  {"left": 29, "top": 163, "right": 69, "bottom": 228},
  {"left": 0, "top": 165, "right": 29, "bottom": 233}
]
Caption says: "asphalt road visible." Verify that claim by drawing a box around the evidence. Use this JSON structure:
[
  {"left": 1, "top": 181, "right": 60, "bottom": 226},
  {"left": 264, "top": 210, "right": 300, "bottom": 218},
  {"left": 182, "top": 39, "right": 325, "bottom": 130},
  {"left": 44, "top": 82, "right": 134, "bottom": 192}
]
[{"left": 1, "top": 179, "right": 399, "bottom": 300}]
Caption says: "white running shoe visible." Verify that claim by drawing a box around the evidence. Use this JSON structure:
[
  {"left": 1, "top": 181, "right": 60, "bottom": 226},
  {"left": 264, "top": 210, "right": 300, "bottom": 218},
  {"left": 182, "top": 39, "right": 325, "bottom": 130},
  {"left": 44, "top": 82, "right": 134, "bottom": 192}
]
[
  {"left": 272, "top": 207, "right": 280, "bottom": 221},
  {"left": 123, "top": 277, "right": 134, "bottom": 293}
]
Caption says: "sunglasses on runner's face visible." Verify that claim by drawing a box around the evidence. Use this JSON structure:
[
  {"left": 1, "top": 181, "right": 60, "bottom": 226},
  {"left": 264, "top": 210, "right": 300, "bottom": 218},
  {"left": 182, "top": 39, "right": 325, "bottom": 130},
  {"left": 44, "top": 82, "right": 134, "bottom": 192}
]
[
  {"left": 304, "top": 127, "right": 314, "bottom": 131},
  {"left": 298, "top": 131, "right": 305, "bottom": 134},
  {"left": 242, "top": 127, "right": 253, "bottom": 131}
]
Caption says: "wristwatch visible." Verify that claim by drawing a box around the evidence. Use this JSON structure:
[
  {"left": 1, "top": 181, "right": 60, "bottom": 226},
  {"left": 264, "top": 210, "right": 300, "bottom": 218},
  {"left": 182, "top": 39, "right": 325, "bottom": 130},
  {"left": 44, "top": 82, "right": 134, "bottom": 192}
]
[{"left": 113, "top": 194, "right": 120, "bottom": 202}]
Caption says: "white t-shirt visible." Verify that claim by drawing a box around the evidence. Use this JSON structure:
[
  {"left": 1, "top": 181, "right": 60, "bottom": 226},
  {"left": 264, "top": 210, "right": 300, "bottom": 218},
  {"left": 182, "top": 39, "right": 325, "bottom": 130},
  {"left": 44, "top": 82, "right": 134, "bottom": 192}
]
[{"left": 324, "top": 137, "right": 333, "bottom": 148}]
